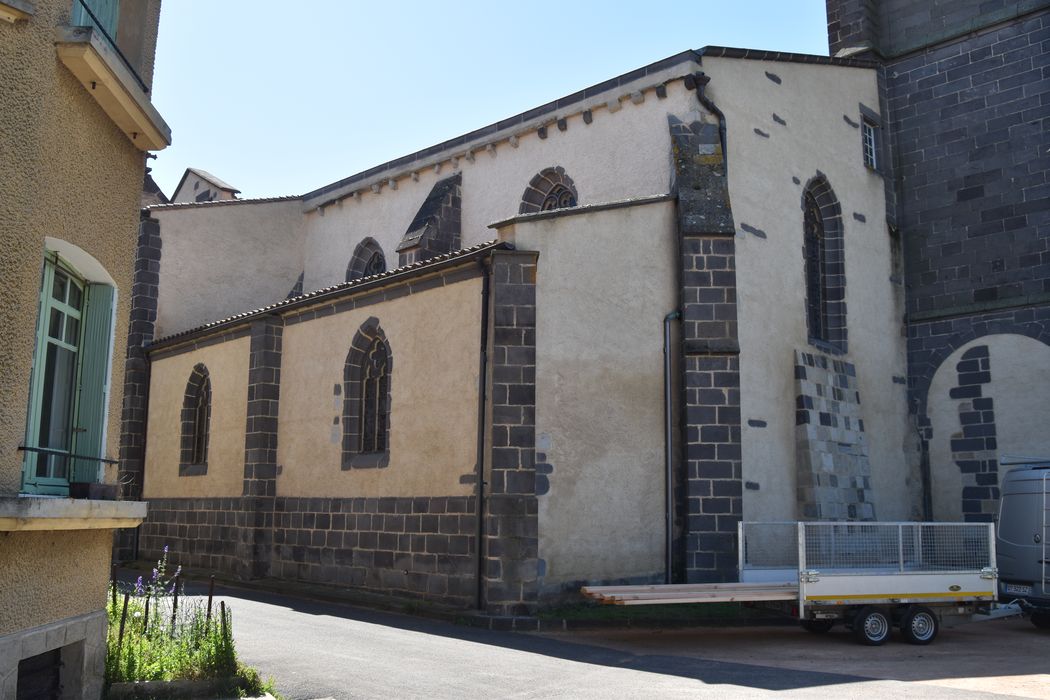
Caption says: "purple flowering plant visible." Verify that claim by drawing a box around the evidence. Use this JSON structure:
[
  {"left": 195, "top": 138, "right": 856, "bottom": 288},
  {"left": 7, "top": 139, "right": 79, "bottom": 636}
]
[{"left": 138, "top": 544, "right": 182, "bottom": 601}]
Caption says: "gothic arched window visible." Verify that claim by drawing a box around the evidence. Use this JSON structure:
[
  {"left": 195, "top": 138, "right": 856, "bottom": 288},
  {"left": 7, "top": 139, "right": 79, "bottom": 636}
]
[
  {"left": 801, "top": 175, "right": 847, "bottom": 352},
  {"left": 342, "top": 318, "right": 392, "bottom": 469},
  {"left": 519, "top": 167, "right": 578, "bottom": 214},
  {"left": 179, "top": 363, "right": 211, "bottom": 476},
  {"left": 803, "top": 191, "right": 828, "bottom": 341},
  {"left": 346, "top": 238, "right": 387, "bottom": 282}
]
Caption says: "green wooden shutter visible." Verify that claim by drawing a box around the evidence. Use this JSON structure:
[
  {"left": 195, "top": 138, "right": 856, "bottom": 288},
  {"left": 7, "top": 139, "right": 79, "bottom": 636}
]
[
  {"left": 71, "top": 0, "right": 120, "bottom": 38},
  {"left": 71, "top": 283, "right": 114, "bottom": 483}
]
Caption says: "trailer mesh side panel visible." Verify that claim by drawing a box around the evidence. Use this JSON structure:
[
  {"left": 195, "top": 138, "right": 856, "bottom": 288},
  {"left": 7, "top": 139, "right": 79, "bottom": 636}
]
[
  {"left": 741, "top": 522, "right": 798, "bottom": 569},
  {"left": 803, "top": 523, "right": 991, "bottom": 572}
]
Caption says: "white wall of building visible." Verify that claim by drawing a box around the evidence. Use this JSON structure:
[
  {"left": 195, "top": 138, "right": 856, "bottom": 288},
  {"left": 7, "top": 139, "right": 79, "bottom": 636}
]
[
  {"left": 702, "top": 56, "right": 916, "bottom": 521},
  {"left": 153, "top": 199, "right": 304, "bottom": 337}
]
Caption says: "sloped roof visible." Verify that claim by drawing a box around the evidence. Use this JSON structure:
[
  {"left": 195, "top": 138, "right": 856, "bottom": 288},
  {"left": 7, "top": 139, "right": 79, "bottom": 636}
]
[{"left": 149, "top": 240, "right": 510, "bottom": 350}]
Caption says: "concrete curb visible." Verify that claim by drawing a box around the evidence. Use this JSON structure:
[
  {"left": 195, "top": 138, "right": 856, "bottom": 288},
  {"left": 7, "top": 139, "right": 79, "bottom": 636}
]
[{"left": 105, "top": 678, "right": 272, "bottom": 699}]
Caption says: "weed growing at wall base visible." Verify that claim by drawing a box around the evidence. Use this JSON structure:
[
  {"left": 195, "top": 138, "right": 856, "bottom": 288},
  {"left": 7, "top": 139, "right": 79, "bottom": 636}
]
[{"left": 106, "top": 547, "right": 278, "bottom": 697}]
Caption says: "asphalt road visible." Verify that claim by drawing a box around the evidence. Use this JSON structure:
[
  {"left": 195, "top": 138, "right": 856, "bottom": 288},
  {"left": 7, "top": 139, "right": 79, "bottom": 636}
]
[{"left": 172, "top": 583, "right": 1050, "bottom": 700}]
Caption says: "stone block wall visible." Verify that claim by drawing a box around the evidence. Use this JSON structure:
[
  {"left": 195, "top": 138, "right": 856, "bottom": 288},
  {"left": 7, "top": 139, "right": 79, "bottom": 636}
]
[
  {"left": 270, "top": 496, "right": 476, "bottom": 606},
  {"left": 947, "top": 344, "right": 1001, "bottom": 521},
  {"left": 483, "top": 250, "right": 539, "bottom": 615},
  {"left": 139, "top": 495, "right": 478, "bottom": 607},
  {"left": 138, "top": 498, "right": 246, "bottom": 574},
  {"left": 794, "top": 350, "right": 874, "bottom": 520},
  {"left": 888, "top": 10, "right": 1050, "bottom": 320},
  {"left": 115, "top": 213, "right": 162, "bottom": 561},
  {"left": 669, "top": 83, "right": 743, "bottom": 583}
]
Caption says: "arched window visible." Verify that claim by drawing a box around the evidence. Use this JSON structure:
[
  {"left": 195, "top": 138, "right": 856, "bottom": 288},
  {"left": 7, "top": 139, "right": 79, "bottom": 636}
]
[
  {"left": 346, "top": 238, "right": 387, "bottom": 282},
  {"left": 342, "top": 318, "right": 392, "bottom": 469},
  {"left": 803, "top": 191, "right": 828, "bottom": 340},
  {"left": 519, "top": 167, "right": 578, "bottom": 214},
  {"left": 802, "top": 175, "right": 846, "bottom": 352},
  {"left": 179, "top": 363, "right": 211, "bottom": 476},
  {"left": 360, "top": 336, "right": 389, "bottom": 453}
]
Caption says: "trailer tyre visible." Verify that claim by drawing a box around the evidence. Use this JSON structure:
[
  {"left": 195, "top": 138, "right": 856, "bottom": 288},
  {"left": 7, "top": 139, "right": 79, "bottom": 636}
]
[
  {"left": 900, "top": 606, "right": 939, "bottom": 645},
  {"left": 852, "top": 607, "right": 891, "bottom": 645},
  {"left": 1031, "top": 613, "right": 1050, "bottom": 630},
  {"left": 801, "top": 619, "right": 834, "bottom": 634}
]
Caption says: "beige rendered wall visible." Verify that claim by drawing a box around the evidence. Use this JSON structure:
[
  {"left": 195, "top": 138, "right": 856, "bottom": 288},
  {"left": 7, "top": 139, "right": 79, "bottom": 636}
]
[
  {"left": 154, "top": 200, "right": 304, "bottom": 337},
  {"left": 701, "top": 57, "right": 916, "bottom": 521},
  {"left": 0, "top": 529, "right": 111, "bottom": 637},
  {"left": 143, "top": 336, "right": 251, "bottom": 499},
  {"left": 509, "top": 201, "right": 677, "bottom": 586},
  {"left": 928, "top": 335, "right": 1050, "bottom": 520},
  {"left": 300, "top": 78, "right": 698, "bottom": 293},
  {"left": 278, "top": 278, "right": 482, "bottom": 498},
  {"left": 0, "top": 0, "right": 159, "bottom": 496}
]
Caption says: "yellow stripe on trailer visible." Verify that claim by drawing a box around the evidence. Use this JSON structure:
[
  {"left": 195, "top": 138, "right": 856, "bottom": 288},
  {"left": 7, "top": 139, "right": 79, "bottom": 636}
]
[{"left": 806, "top": 591, "right": 995, "bottom": 602}]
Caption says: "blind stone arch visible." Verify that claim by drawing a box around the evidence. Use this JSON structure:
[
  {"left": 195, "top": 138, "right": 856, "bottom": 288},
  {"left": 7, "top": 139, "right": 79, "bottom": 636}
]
[
  {"left": 179, "top": 363, "right": 211, "bottom": 476},
  {"left": 519, "top": 167, "right": 578, "bottom": 214},
  {"left": 342, "top": 317, "right": 392, "bottom": 469},
  {"left": 802, "top": 174, "right": 846, "bottom": 353},
  {"left": 346, "top": 238, "right": 387, "bottom": 282}
]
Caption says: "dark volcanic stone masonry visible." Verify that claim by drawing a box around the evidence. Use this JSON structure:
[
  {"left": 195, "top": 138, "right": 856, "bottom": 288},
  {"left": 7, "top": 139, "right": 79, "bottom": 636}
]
[{"left": 140, "top": 495, "right": 478, "bottom": 607}]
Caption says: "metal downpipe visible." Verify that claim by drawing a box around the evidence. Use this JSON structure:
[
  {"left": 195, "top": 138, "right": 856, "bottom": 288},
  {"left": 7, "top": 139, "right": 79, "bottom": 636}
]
[{"left": 664, "top": 309, "right": 680, "bottom": 584}]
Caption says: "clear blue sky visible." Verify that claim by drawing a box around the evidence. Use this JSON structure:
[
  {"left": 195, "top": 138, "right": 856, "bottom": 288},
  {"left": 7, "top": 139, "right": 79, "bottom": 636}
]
[{"left": 150, "top": 1, "right": 830, "bottom": 199}]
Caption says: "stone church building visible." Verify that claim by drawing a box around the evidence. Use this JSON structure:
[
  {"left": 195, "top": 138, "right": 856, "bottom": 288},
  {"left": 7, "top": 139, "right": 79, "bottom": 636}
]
[{"left": 118, "top": 1, "right": 1050, "bottom": 616}]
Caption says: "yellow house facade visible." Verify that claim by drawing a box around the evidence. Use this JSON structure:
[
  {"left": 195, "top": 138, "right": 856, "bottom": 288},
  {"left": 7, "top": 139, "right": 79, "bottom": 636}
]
[{"left": 0, "top": 0, "right": 169, "bottom": 696}]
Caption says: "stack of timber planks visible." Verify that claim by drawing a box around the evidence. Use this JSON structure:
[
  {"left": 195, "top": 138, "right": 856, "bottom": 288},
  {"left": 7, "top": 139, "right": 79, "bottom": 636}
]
[{"left": 581, "top": 581, "right": 798, "bottom": 606}]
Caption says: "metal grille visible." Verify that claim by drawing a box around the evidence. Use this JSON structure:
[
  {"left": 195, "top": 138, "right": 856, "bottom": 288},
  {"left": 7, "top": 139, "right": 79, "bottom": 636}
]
[
  {"left": 741, "top": 522, "right": 798, "bottom": 569},
  {"left": 803, "top": 523, "right": 991, "bottom": 572}
]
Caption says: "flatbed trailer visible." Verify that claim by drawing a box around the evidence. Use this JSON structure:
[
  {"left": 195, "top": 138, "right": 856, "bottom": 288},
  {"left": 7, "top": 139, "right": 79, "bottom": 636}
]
[{"left": 583, "top": 521, "right": 1006, "bottom": 645}]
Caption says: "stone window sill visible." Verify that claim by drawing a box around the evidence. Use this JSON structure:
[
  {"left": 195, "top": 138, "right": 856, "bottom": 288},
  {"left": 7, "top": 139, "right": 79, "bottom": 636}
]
[
  {"left": 342, "top": 451, "right": 390, "bottom": 470},
  {"left": 54, "top": 26, "right": 171, "bottom": 151},
  {"left": 0, "top": 0, "right": 34, "bottom": 22},
  {"left": 0, "top": 495, "right": 146, "bottom": 531},
  {"left": 179, "top": 462, "right": 208, "bottom": 477},
  {"left": 808, "top": 337, "right": 846, "bottom": 356}
]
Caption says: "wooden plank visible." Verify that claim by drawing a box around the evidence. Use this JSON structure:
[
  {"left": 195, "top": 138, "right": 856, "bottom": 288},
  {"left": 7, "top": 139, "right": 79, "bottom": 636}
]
[
  {"left": 602, "top": 590, "right": 798, "bottom": 604},
  {"left": 582, "top": 584, "right": 796, "bottom": 603},
  {"left": 582, "top": 582, "right": 795, "bottom": 596}
]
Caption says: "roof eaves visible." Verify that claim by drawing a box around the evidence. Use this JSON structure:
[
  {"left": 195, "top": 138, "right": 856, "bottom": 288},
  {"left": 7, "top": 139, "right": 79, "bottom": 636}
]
[
  {"left": 299, "top": 49, "right": 703, "bottom": 208},
  {"left": 489, "top": 193, "right": 675, "bottom": 230},
  {"left": 187, "top": 168, "right": 241, "bottom": 193},
  {"left": 696, "top": 45, "right": 877, "bottom": 69},
  {"left": 147, "top": 195, "right": 302, "bottom": 211}
]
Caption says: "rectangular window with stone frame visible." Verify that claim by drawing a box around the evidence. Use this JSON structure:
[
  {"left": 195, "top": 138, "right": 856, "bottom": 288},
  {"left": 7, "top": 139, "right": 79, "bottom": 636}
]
[{"left": 858, "top": 103, "right": 882, "bottom": 173}]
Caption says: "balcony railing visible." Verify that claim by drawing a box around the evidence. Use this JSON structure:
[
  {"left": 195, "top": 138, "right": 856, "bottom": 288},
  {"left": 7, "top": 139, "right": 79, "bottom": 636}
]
[{"left": 72, "top": 0, "right": 148, "bottom": 93}]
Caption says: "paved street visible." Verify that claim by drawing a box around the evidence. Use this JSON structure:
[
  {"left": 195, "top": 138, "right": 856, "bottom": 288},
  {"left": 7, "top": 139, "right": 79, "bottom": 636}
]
[{"left": 171, "top": 582, "right": 1050, "bottom": 700}]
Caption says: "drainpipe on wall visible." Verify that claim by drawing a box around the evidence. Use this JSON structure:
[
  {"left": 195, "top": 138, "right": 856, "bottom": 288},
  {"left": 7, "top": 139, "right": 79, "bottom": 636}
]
[
  {"left": 687, "top": 71, "right": 728, "bottom": 167},
  {"left": 473, "top": 259, "right": 491, "bottom": 609},
  {"left": 663, "top": 310, "right": 680, "bottom": 584}
]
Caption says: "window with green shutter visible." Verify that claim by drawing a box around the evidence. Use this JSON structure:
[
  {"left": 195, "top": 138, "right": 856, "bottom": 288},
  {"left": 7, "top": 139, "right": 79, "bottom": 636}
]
[
  {"left": 22, "top": 254, "right": 116, "bottom": 495},
  {"left": 71, "top": 0, "right": 120, "bottom": 39}
]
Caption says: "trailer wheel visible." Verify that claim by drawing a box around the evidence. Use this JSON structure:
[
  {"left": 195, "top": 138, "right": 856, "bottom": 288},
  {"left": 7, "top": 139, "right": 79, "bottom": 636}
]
[
  {"left": 852, "top": 607, "right": 891, "bottom": 645},
  {"left": 900, "top": 606, "right": 939, "bottom": 645},
  {"left": 1031, "top": 613, "right": 1050, "bottom": 630},
  {"left": 801, "top": 619, "right": 834, "bottom": 633}
]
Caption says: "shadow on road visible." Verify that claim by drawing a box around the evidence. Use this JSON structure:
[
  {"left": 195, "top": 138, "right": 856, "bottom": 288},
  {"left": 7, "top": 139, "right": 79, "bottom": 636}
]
[{"left": 161, "top": 578, "right": 873, "bottom": 693}]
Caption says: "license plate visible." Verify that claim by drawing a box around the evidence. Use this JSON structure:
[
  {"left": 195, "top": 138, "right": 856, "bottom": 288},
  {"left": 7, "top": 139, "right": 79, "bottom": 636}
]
[{"left": 1004, "top": 583, "right": 1032, "bottom": 595}]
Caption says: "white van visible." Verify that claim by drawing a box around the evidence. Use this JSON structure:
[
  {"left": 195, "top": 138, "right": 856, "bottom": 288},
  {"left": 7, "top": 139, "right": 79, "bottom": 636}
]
[{"left": 996, "top": 459, "right": 1050, "bottom": 629}]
